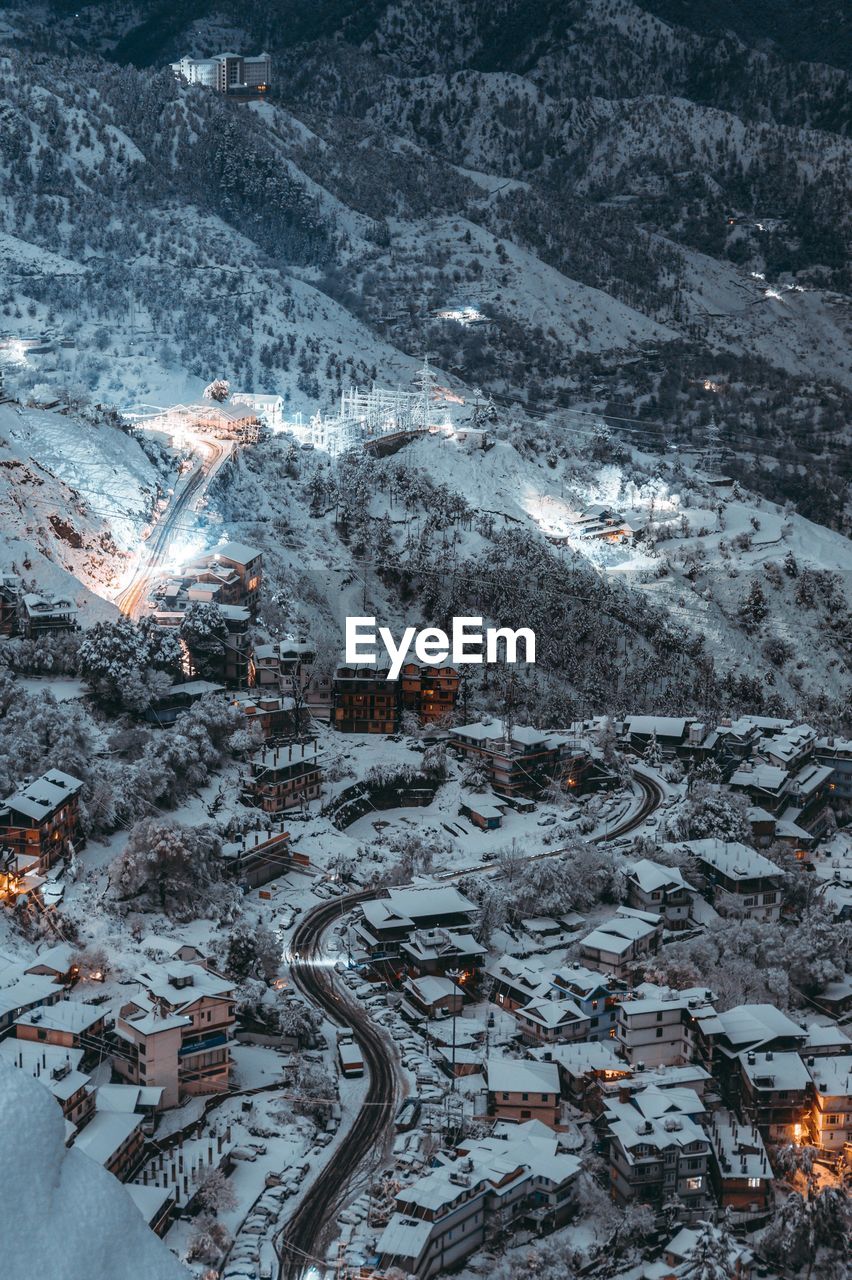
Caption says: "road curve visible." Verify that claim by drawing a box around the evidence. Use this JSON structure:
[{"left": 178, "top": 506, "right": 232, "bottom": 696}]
[
  {"left": 276, "top": 766, "right": 664, "bottom": 1277},
  {"left": 278, "top": 890, "right": 402, "bottom": 1280}
]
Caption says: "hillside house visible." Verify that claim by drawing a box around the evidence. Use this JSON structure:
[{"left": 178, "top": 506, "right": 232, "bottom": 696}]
[
  {"left": 684, "top": 839, "right": 785, "bottom": 921},
  {"left": 18, "top": 592, "right": 78, "bottom": 639},
  {"left": 626, "top": 859, "right": 696, "bottom": 929},
  {"left": 376, "top": 1127, "right": 580, "bottom": 1278},
  {"left": 333, "top": 659, "right": 398, "bottom": 733},
  {"left": 16, "top": 999, "right": 106, "bottom": 1053},
  {"left": 579, "top": 909, "right": 662, "bottom": 977},
  {"left": 806, "top": 1053, "right": 852, "bottom": 1157},
  {"left": 115, "top": 959, "right": 235, "bottom": 1104},
  {"left": 458, "top": 793, "right": 504, "bottom": 831},
  {"left": 251, "top": 640, "right": 333, "bottom": 721},
  {"left": 616, "top": 987, "right": 715, "bottom": 1068},
  {"left": 623, "top": 716, "right": 692, "bottom": 757},
  {"left": 221, "top": 826, "right": 295, "bottom": 891},
  {"left": 814, "top": 735, "right": 852, "bottom": 802},
  {"left": 229, "top": 690, "right": 305, "bottom": 740},
  {"left": 243, "top": 741, "right": 323, "bottom": 813},
  {"left": 0, "top": 770, "right": 84, "bottom": 873},
  {"left": 74, "top": 1110, "right": 144, "bottom": 1182},
  {"left": 552, "top": 963, "right": 626, "bottom": 1041},
  {"left": 738, "top": 1050, "right": 811, "bottom": 1144},
  {"left": 606, "top": 1086, "right": 710, "bottom": 1210},
  {"left": 400, "top": 928, "right": 486, "bottom": 981},
  {"left": 705, "top": 1109, "right": 773, "bottom": 1218},
  {"left": 486, "top": 1057, "right": 561, "bottom": 1127},
  {"left": 401, "top": 975, "right": 463, "bottom": 1023},
  {"left": 449, "top": 721, "right": 577, "bottom": 799}
]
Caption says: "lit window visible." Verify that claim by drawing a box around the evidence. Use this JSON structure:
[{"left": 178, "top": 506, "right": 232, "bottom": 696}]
[
  {"left": 747, "top": 1177, "right": 761, "bottom": 1188},
  {"left": 686, "top": 1176, "right": 703, "bottom": 1191}
]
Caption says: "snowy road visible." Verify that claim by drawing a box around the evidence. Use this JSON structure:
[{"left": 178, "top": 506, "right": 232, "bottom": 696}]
[{"left": 114, "top": 438, "right": 230, "bottom": 617}]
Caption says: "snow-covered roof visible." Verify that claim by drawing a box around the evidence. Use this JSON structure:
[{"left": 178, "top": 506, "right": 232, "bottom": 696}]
[
  {"left": 739, "top": 1050, "right": 810, "bottom": 1092},
  {"left": 730, "top": 763, "right": 788, "bottom": 793},
  {"left": 716, "top": 1003, "right": 804, "bottom": 1047},
  {"left": 487, "top": 1057, "right": 559, "bottom": 1095},
  {"left": 406, "top": 975, "right": 459, "bottom": 1005},
  {"left": 207, "top": 540, "right": 262, "bottom": 564},
  {"left": 684, "top": 838, "right": 784, "bottom": 881},
  {"left": 386, "top": 885, "right": 475, "bottom": 921},
  {"left": 16, "top": 999, "right": 104, "bottom": 1035},
  {"left": 627, "top": 858, "right": 694, "bottom": 894},
  {"left": 625, "top": 716, "right": 689, "bottom": 738},
  {"left": 73, "top": 1110, "right": 141, "bottom": 1167},
  {"left": 530, "top": 1040, "right": 624, "bottom": 1075},
  {"left": 376, "top": 1214, "right": 433, "bottom": 1264},
  {"left": 2, "top": 769, "right": 83, "bottom": 821},
  {"left": 807, "top": 1053, "right": 852, "bottom": 1098}
]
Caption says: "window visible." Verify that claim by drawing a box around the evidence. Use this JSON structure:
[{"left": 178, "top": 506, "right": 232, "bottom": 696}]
[
  {"left": 656, "top": 1012, "right": 663, "bottom": 1021},
  {"left": 521, "top": 1092, "right": 529, "bottom": 1101},
  {"left": 747, "top": 1177, "right": 761, "bottom": 1188},
  {"left": 656, "top": 1028, "right": 664, "bottom": 1038},
  {"left": 685, "top": 1176, "right": 703, "bottom": 1191},
  {"left": 826, "top": 1114, "right": 839, "bottom": 1125}
]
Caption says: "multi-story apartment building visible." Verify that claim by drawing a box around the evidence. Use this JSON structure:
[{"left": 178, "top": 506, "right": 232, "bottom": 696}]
[
  {"left": 115, "top": 959, "right": 235, "bottom": 1105},
  {"left": 0, "top": 1039, "right": 93, "bottom": 1130},
  {"left": 243, "top": 741, "right": 323, "bottom": 813},
  {"left": 333, "top": 659, "right": 399, "bottom": 733},
  {"left": 684, "top": 839, "right": 785, "bottom": 921},
  {"left": 705, "top": 1108, "right": 773, "bottom": 1217},
  {"left": 805, "top": 1053, "right": 852, "bottom": 1157},
  {"left": 616, "top": 987, "right": 714, "bottom": 1068},
  {"left": 486, "top": 1057, "right": 561, "bottom": 1127},
  {"left": 738, "top": 1050, "right": 811, "bottom": 1144},
  {"left": 0, "top": 769, "right": 84, "bottom": 872},
  {"left": 376, "top": 1129, "right": 580, "bottom": 1278},
  {"left": 625, "top": 859, "right": 696, "bottom": 929},
  {"left": 606, "top": 1086, "right": 711, "bottom": 1211}
]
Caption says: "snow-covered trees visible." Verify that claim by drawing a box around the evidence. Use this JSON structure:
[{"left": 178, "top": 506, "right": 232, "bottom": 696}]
[
  {"left": 180, "top": 603, "right": 229, "bottom": 679},
  {"left": 202, "top": 379, "right": 230, "bottom": 402},
  {"left": 78, "top": 617, "right": 181, "bottom": 711},
  {"left": 221, "top": 921, "right": 281, "bottom": 983},
  {"left": 758, "top": 1186, "right": 851, "bottom": 1280},
  {"left": 782, "top": 907, "right": 852, "bottom": 997},
  {"left": 500, "top": 843, "right": 622, "bottom": 918},
  {"left": 192, "top": 1167, "right": 237, "bottom": 1214},
  {"left": 665, "top": 782, "right": 751, "bottom": 843},
  {"left": 110, "top": 819, "right": 228, "bottom": 919},
  {"left": 737, "top": 579, "right": 769, "bottom": 632},
  {"left": 646, "top": 916, "right": 789, "bottom": 1009},
  {"left": 642, "top": 730, "right": 663, "bottom": 768}
]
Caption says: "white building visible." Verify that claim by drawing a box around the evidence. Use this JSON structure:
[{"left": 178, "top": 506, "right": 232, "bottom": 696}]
[
  {"left": 616, "top": 986, "right": 715, "bottom": 1068},
  {"left": 579, "top": 908, "right": 662, "bottom": 977},
  {"left": 230, "top": 392, "right": 284, "bottom": 429},
  {"left": 170, "top": 52, "right": 271, "bottom": 94}
]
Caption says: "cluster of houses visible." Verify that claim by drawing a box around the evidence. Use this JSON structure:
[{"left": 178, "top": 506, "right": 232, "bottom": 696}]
[
  {"left": 349, "top": 876, "right": 850, "bottom": 1278},
  {"left": 0, "top": 936, "right": 238, "bottom": 1235},
  {"left": 623, "top": 715, "right": 843, "bottom": 846}
]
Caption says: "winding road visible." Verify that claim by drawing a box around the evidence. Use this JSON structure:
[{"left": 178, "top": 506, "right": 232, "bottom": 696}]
[{"left": 276, "top": 766, "right": 664, "bottom": 1279}]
